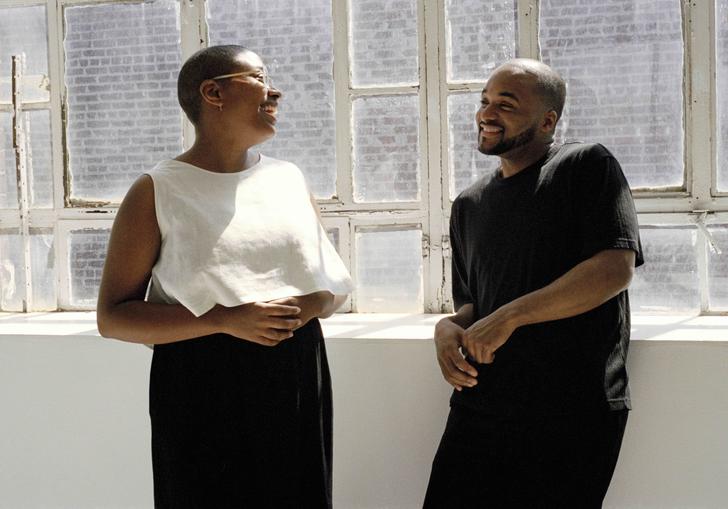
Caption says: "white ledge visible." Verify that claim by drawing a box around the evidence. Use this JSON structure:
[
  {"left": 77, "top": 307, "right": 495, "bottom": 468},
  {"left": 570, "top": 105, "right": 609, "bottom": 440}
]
[{"left": 1, "top": 312, "right": 727, "bottom": 342}]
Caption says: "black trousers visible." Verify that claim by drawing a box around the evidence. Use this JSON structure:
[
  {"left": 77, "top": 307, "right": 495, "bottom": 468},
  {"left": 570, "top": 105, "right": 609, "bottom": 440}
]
[
  {"left": 424, "top": 405, "right": 628, "bottom": 509},
  {"left": 149, "top": 319, "right": 332, "bottom": 509}
]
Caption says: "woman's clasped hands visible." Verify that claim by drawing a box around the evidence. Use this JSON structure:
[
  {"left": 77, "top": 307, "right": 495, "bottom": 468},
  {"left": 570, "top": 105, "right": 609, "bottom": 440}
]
[{"left": 209, "top": 291, "right": 332, "bottom": 346}]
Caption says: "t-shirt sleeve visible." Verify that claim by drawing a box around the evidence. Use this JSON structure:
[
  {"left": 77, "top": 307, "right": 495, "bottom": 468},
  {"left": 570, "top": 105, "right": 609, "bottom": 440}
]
[
  {"left": 449, "top": 199, "right": 475, "bottom": 310},
  {"left": 574, "top": 146, "right": 644, "bottom": 267}
]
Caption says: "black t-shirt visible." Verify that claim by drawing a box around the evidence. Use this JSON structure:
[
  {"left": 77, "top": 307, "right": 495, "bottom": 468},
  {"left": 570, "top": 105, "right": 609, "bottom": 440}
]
[{"left": 449, "top": 142, "right": 644, "bottom": 416}]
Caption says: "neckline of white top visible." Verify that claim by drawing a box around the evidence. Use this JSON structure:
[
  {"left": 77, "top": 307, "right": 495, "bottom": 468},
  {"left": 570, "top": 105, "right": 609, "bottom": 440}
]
[{"left": 170, "top": 153, "right": 266, "bottom": 177}]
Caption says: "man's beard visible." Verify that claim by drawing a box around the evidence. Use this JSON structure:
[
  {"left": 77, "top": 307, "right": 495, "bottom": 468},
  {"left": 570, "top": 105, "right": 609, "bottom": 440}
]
[{"left": 478, "top": 123, "right": 538, "bottom": 155}]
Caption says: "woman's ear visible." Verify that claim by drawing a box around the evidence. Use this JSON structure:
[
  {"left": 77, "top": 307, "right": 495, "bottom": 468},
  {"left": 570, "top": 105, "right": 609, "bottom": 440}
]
[{"left": 199, "top": 79, "right": 224, "bottom": 110}]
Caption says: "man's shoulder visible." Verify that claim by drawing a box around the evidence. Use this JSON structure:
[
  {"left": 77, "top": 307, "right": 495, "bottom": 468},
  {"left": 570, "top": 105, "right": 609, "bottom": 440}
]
[{"left": 552, "top": 141, "right": 616, "bottom": 164}]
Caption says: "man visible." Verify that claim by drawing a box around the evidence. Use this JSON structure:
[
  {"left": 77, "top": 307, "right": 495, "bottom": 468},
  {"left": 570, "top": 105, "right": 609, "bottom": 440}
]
[{"left": 424, "top": 59, "right": 643, "bottom": 508}]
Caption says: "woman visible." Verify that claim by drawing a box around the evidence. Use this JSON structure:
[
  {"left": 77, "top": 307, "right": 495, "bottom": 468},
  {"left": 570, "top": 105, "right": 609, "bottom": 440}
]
[{"left": 97, "top": 45, "right": 352, "bottom": 508}]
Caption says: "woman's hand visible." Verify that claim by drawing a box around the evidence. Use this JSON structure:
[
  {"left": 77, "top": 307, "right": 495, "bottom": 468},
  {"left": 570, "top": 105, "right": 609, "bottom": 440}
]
[
  {"left": 268, "top": 291, "right": 335, "bottom": 329},
  {"left": 209, "top": 301, "right": 303, "bottom": 346}
]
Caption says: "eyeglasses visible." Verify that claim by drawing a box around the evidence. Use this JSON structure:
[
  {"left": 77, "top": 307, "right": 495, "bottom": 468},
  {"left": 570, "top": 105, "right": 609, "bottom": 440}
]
[{"left": 210, "top": 69, "right": 275, "bottom": 88}]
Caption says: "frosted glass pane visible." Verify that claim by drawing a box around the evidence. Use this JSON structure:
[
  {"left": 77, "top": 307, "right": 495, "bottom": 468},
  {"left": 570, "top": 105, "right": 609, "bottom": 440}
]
[
  {"left": 0, "top": 5, "right": 49, "bottom": 104},
  {"left": 69, "top": 229, "right": 110, "bottom": 308},
  {"left": 326, "top": 228, "right": 340, "bottom": 254},
  {"left": 717, "top": 0, "right": 728, "bottom": 191},
  {"left": 540, "top": 0, "right": 684, "bottom": 189},
  {"left": 353, "top": 95, "right": 420, "bottom": 202},
  {"left": 708, "top": 226, "right": 728, "bottom": 310},
  {"left": 448, "top": 92, "right": 499, "bottom": 199},
  {"left": 351, "top": 0, "right": 418, "bottom": 87},
  {"left": 0, "top": 111, "right": 52, "bottom": 209},
  {"left": 445, "top": 0, "right": 517, "bottom": 82},
  {"left": 30, "top": 228, "right": 55, "bottom": 310},
  {"left": 0, "top": 112, "right": 16, "bottom": 209},
  {"left": 208, "top": 0, "right": 336, "bottom": 199},
  {"left": 0, "top": 228, "right": 24, "bottom": 311},
  {"left": 65, "top": 0, "right": 182, "bottom": 203},
  {"left": 355, "top": 229, "right": 423, "bottom": 312},
  {"left": 28, "top": 110, "right": 53, "bottom": 208},
  {"left": 630, "top": 228, "right": 699, "bottom": 313}
]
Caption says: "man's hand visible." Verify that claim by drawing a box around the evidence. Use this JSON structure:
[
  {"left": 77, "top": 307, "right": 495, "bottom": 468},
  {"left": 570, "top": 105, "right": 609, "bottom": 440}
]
[
  {"left": 434, "top": 317, "right": 478, "bottom": 391},
  {"left": 210, "top": 301, "right": 302, "bottom": 346},
  {"left": 461, "top": 308, "right": 518, "bottom": 364}
]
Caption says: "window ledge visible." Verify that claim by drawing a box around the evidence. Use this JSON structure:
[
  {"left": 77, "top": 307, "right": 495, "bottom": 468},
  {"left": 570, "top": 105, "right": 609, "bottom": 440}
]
[{"left": 1, "top": 312, "right": 727, "bottom": 343}]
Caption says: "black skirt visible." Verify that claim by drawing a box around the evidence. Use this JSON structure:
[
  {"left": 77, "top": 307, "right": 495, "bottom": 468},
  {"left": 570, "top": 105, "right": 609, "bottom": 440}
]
[{"left": 149, "top": 318, "right": 332, "bottom": 508}]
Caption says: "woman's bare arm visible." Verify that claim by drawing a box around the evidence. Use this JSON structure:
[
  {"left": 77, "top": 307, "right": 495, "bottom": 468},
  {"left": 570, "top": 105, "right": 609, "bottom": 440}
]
[{"left": 96, "top": 175, "right": 302, "bottom": 345}]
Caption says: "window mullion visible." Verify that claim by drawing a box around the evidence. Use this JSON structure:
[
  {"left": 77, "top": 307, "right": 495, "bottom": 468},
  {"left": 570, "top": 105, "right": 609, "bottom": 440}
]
[
  {"left": 332, "top": 0, "right": 353, "bottom": 207},
  {"left": 11, "top": 55, "right": 33, "bottom": 311},
  {"left": 179, "top": 0, "right": 206, "bottom": 151},
  {"left": 48, "top": 0, "right": 65, "bottom": 310},
  {"left": 686, "top": 0, "right": 715, "bottom": 207},
  {"left": 423, "top": 0, "right": 445, "bottom": 312},
  {"left": 517, "top": 0, "right": 539, "bottom": 59}
]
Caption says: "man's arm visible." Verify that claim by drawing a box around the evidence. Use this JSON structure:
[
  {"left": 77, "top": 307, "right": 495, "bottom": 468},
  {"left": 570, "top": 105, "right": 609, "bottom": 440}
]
[
  {"left": 461, "top": 248, "right": 635, "bottom": 364},
  {"left": 434, "top": 303, "right": 479, "bottom": 391}
]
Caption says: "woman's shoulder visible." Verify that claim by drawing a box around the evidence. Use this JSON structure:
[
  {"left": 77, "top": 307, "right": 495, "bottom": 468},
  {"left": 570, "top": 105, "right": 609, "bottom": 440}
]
[{"left": 144, "top": 159, "right": 191, "bottom": 178}]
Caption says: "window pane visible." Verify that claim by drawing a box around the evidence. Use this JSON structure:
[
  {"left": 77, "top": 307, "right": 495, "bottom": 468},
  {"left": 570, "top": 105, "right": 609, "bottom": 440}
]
[
  {"left": 708, "top": 226, "right": 728, "bottom": 310},
  {"left": 717, "top": 0, "right": 728, "bottom": 191},
  {"left": 448, "top": 92, "right": 499, "bottom": 199},
  {"left": 208, "top": 0, "right": 336, "bottom": 199},
  {"left": 0, "top": 5, "right": 49, "bottom": 104},
  {"left": 326, "top": 228, "right": 340, "bottom": 254},
  {"left": 355, "top": 228, "right": 423, "bottom": 312},
  {"left": 0, "top": 228, "right": 24, "bottom": 311},
  {"left": 445, "top": 0, "right": 517, "bottom": 82},
  {"left": 630, "top": 228, "right": 699, "bottom": 313},
  {"left": 540, "top": 0, "right": 684, "bottom": 189},
  {"left": 351, "top": 0, "right": 419, "bottom": 87},
  {"left": 65, "top": 0, "right": 182, "bottom": 203},
  {"left": 0, "top": 112, "right": 16, "bottom": 209},
  {"left": 30, "top": 227, "right": 55, "bottom": 310},
  {"left": 353, "top": 94, "right": 420, "bottom": 202},
  {"left": 69, "top": 228, "right": 110, "bottom": 308},
  {"left": 28, "top": 110, "right": 53, "bottom": 208}
]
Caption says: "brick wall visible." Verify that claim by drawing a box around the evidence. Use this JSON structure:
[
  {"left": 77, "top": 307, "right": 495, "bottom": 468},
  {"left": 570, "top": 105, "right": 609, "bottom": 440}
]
[
  {"left": 352, "top": 94, "right": 419, "bottom": 202},
  {"left": 708, "top": 227, "right": 728, "bottom": 309},
  {"left": 208, "top": 0, "right": 337, "bottom": 198},
  {"left": 0, "top": 228, "right": 24, "bottom": 311},
  {"left": 446, "top": 0, "right": 517, "bottom": 81},
  {"left": 350, "top": 0, "right": 419, "bottom": 86},
  {"left": 0, "top": 113, "right": 14, "bottom": 208},
  {"left": 64, "top": 0, "right": 182, "bottom": 203},
  {"left": 540, "top": 0, "right": 684, "bottom": 189},
  {"left": 356, "top": 229, "right": 423, "bottom": 312},
  {"left": 0, "top": 4, "right": 49, "bottom": 209},
  {"left": 630, "top": 228, "right": 700, "bottom": 312},
  {"left": 69, "top": 229, "right": 109, "bottom": 307}
]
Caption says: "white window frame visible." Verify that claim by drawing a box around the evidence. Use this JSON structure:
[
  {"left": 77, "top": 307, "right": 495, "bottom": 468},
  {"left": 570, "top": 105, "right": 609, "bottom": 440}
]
[{"left": 0, "top": 0, "right": 726, "bottom": 313}]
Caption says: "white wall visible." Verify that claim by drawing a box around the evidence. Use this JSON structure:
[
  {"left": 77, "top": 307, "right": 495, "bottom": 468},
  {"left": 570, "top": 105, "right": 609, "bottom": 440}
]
[{"left": 1, "top": 331, "right": 727, "bottom": 508}]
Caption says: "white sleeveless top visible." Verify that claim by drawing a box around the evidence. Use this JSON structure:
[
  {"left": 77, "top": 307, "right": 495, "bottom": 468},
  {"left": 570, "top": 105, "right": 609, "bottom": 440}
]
[{"left": 144, "top": 155, "right": 353, "bottom": 317}]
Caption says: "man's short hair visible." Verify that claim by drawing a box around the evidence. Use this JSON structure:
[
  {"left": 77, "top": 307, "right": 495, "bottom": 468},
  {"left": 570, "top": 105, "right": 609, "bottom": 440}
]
[
  {"left": 177, "top": 45, "right": 251, "bottom": 124},
  {"left": 507, "top": 59, "right": 567, "bottom": 121}
]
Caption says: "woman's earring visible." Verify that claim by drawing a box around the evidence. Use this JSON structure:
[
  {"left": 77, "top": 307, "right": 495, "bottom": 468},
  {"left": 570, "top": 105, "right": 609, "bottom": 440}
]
[{"left": 218, "top": 104, "right": 223, "bottom": 112}]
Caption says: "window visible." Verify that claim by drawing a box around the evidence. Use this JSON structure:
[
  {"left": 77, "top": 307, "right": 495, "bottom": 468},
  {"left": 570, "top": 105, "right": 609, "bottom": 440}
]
[{"left": 0, "top": 0, "right": 726, "bottom": 314}]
